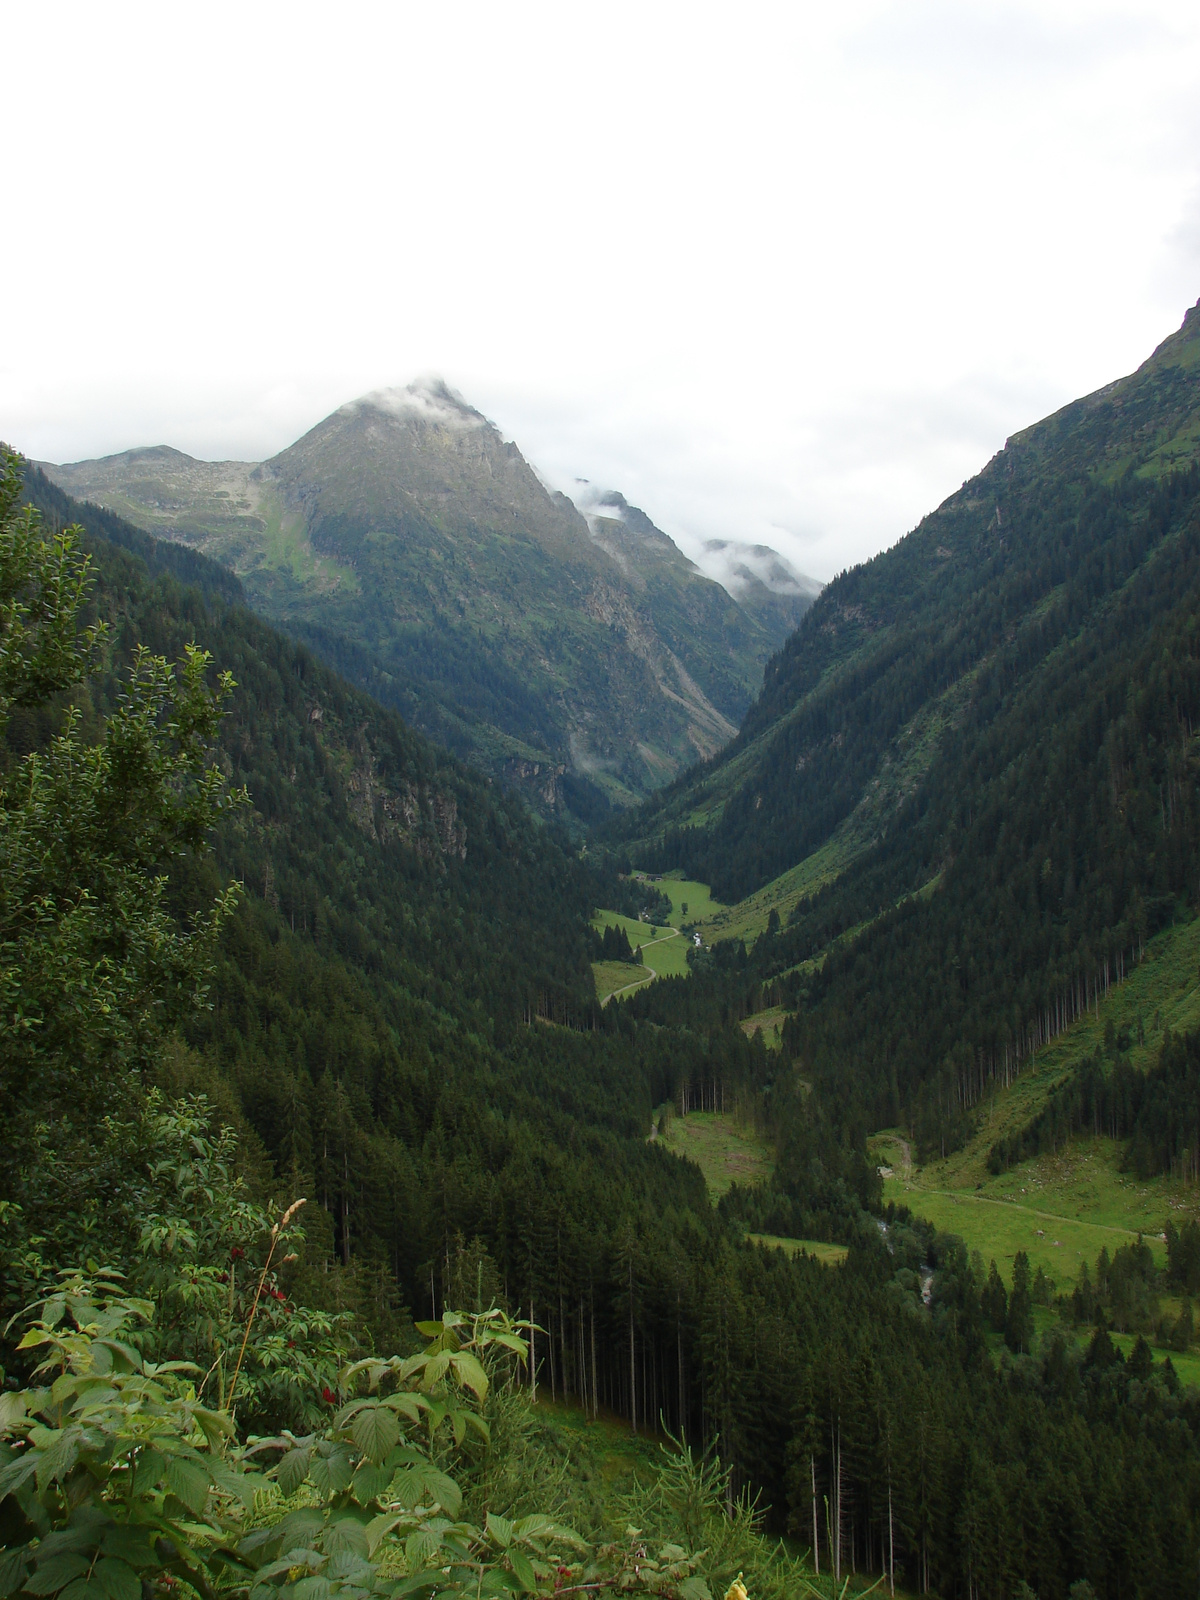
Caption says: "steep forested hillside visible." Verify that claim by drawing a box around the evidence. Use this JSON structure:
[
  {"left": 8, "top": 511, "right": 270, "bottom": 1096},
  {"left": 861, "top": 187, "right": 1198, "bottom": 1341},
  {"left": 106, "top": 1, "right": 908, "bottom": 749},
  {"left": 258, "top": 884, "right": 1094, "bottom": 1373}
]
[
  {"left": 616, "top": 299, "right": 1200, "bottom": 1154},
  {"left": 41, "top": 383, "right": 808, "bottom": 816},
  {"left": 628, "top": 300, "right": 1200, "bottom": 892},
  {"left": 8, "top": 453, "right": 770, "bottom": 1403}
]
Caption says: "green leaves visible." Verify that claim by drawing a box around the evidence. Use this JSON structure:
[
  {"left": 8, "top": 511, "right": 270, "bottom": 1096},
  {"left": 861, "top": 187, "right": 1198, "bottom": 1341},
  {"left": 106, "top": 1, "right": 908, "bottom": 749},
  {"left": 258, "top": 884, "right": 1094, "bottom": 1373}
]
[
  {"left": 21, "top": 1554, "right": 92, "bottom": 1595},
  {"left": 0, "top": 1550, "right": 29, "bottom": 1600},
  {"left": 484, "top": 1512, "right": 513, "bottom": 1550},
  {"left": 349, "top": 1405, "right": 399, "bottom": 1465},
  {"left": 387, "top": 1465, "right": 461, "bottom": 1518},
  {"left": 164, "top": 1454, "right": 212, "bottom": 1516},
  {"left": 506, "top": 1551, "right": 537, "bottom": 1593},
  {"left": 307, "top": 1447, "right": 354, "bottom": 1499},
  {"left": 1, "top": 1281, "right": 718, "bottom": 1600},
  {"left": 92, "top": 1558, "right": 141, "bottom": 1600},
  {"left": 0, "top": 453, "right": 107, "bottom": 728},
  {"left": 446, "top": 1352, "right": 487, "bottom": 1401},
  {"left": 275, "top": 1446, "right": 314, "bottom": 1498},
  {"left": 0, "top": 1296, "right": 247, "bottom": 1600},
  {"left": 1, "top": 461, "right": 246, "bottom": 1313}
]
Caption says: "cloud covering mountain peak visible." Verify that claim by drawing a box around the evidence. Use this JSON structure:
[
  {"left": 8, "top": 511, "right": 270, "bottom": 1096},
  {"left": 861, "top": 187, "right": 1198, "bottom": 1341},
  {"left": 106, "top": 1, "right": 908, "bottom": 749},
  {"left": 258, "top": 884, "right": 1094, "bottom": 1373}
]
[{"left": 339, "top": 376, "right": 488, "bottom": 432}]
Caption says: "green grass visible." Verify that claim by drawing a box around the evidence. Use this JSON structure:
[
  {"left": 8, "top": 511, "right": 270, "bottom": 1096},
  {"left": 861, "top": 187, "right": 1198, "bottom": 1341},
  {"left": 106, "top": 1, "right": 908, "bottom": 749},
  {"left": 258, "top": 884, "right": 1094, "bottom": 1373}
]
[
  {"left": 982, "top": 1311, "right": 1200, "bottom": 1390},
  {"left": 747, "top": 1233, "right": 848, "bottom": 1266},
  {"left": 255, "top": 486, "right": 360, "bottom": 593},
  {"left": 1101, "top": 1331, "right": 1200, "bottom": 1388},
  {"left": 693, "top": 834, "right": 855, "bottom": 946},
  {"left": 530, "top": 1393, "right": 670, "bottom": 1478},
  {"left": 642, "top": 872, "right": 724, "bottom": 922},
  {"left": 877, "top": 1138, "right": 1171, "bottom": 1293},
  {"left": 656, "top": 1112, "right": 774, "bottom": 1200},
  {"left": 591, "top": 960, "right": 653, "bottom": 1003},
  {"left": 592, "top": 910, "right": 692, "bottom": 979},
  {"left": 739, "top": 1005, "right": 791, "bottom": 1049},
  {"left": 872, "top": 911, "right": 1200, "bottom": 1287}
]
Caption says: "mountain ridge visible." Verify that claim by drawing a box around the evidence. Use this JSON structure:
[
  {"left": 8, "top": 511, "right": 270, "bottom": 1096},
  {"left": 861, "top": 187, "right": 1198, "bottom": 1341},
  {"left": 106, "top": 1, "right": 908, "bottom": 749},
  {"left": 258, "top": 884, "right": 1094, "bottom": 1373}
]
[
  {"left": 41, "top": 381, "right": 817, "bottom": 815},
  {"left": 620, "top": 293, "right": 1200, "bottom": 907}
]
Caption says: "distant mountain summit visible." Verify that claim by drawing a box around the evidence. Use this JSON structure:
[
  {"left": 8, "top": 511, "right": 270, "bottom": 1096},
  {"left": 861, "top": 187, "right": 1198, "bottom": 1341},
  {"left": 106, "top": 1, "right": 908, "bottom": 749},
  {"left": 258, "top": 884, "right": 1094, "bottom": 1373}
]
[
  {"left": 42, "top": 382, "right": 816, "bottom": 814},
  {"left": 696, "top": 537, "right": 820, "bottom": 639}
]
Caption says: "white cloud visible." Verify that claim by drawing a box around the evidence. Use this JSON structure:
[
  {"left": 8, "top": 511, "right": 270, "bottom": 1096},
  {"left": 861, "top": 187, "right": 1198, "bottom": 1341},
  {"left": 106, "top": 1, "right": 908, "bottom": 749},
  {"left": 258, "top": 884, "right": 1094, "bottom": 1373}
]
[{"left": 341, "top": 378, "right": 487, "bottom": 431}]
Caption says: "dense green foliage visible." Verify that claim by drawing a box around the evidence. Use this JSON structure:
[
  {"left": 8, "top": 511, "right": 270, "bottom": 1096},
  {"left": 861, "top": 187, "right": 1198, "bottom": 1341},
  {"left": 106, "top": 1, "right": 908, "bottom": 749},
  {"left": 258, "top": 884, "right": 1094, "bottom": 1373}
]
[{"left": 589, "top": 922, "right": 638, "bottom": 963}]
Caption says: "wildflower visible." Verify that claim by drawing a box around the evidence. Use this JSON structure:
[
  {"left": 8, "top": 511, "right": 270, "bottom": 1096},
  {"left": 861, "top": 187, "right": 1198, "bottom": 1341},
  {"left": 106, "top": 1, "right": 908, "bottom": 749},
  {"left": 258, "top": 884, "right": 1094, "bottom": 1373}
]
[
  {"left": 322, "top": 1385, "right": 336, "bottom": 1404},
  {"left": 230, "top": 1246, "right": 245, "bottom": 1261},
  {"left": 724, "top": 1577, "right": 748, "bottom": 1600}
]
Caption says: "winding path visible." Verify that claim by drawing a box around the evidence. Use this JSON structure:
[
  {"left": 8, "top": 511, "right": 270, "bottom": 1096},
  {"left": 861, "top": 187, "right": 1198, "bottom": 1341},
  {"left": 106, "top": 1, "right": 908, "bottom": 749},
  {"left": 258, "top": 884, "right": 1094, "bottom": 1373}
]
[
  {"left": 598, "top": 922, "right": 691, "bottom": 1006},
  {"left": 602, "top": 965, "right": 657, "bottom": 1005}
]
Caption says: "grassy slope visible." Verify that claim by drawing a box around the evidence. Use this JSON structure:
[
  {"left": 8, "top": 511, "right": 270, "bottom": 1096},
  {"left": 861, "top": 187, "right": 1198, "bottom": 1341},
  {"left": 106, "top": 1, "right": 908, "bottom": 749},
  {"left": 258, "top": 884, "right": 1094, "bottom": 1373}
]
[
  {"left": 591, "top": 911, "right": 692, "bottom": 978},
  {"left": 591, "top": 960, "right": 654, "bottom": 1003},
  {"left": 654, "top": 1116, "right": 845, "bottom": 1272},
  {"left": 634, "top": 721, "right": 949, "bottom": 951},
  {"left": 695, "top": 835, "right": 854, "bottom": 945},
  {"left": 655, "top": 1111, "right": 774, "bottom": 1199},
  {"left": 642, "top": 872, "right": 724, "bottom": 922},
  {"left": 747, "top": 1234, "right": 849, "bottom": 1267},
  {"left": 622, "top": 614, "right": 986, "bottom": 943},
  {"left": 740, "top": 1005, "right": 791, "bottom": 1048},
  {"left": 873, "top": 913, "right": 1200, "bottom": 1294}
]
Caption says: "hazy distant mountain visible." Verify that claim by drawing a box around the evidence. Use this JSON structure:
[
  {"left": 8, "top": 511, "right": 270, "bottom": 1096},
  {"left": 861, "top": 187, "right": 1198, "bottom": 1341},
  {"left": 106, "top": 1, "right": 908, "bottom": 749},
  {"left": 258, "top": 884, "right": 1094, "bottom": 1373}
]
[
  {"left": 42, "top": 381, "right": 815, "bottom": 814},
  {"left": 695, "top": 537, "right": 820, "bottom": 639}
]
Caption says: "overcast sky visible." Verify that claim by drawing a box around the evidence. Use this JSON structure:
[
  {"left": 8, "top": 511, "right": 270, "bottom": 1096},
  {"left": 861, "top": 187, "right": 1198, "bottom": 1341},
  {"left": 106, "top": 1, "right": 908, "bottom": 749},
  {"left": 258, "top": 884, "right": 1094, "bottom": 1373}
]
[{"left": 4, "top": 0, "right": 1199, "bottom": 581}]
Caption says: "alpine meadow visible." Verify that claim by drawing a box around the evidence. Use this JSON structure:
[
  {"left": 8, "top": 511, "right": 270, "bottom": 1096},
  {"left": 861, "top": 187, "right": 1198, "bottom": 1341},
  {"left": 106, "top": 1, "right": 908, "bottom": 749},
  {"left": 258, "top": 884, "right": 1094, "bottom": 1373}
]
[{"left": 8, "top": 290, "right": 1200, "bottom": 1600}]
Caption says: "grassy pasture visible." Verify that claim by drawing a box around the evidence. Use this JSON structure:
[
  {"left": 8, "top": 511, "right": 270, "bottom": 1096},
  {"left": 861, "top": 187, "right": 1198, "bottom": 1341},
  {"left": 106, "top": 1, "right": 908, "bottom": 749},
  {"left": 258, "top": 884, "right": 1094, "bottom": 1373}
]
[
  {"left": 641, "top": 872, "right": 725, "bottom": 923},
  {"left": 875, "top": 911, "right": 1200, "bottom": 1290},
  {"left": 747, "top": 1233, "right": 849, "bottom": 1267},
  {"left": 591, "top": 960, "right": 653, "bottom": 1003},
  {"left": 1095, "top": 1331, "right": 1200, "bottom": 1388},
  {"left": 879, "top": 1149, "right": 1168, "bottom": 1294},
  {"left": 657, "top": 1112, "right": 774, "bottom": 1200},
  {"left": 592, "top": 909, "right": 692, "bottom": 979}
]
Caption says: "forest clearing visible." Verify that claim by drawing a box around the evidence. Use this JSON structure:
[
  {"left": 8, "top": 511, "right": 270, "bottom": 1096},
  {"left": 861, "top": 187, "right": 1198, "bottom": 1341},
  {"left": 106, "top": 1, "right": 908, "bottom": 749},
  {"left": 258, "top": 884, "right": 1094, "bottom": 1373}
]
[
  {"left": 589, "top": 906, "right": 692, "bottom": 1002},
  {"left": 591, "top": 959, "right": 654, "bottom": 1003},
  {"left": 873, "top": 909, "right": 1200, "bottom": 1291},
  {"left": 739, "top": 1004, "right": 791, "bottom": 1046},
  {"left": 656, "top": 1110, "right": 774, "bottom": 1199},
  {"left": 636, "top": 871, "right": 724, "bottom": 923},
  {"left": 746, "top": 1233, "right": 850, "bottom": 1266},
  {"left": 591, "top": 908, "right": 692, "bottom": 974}
]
